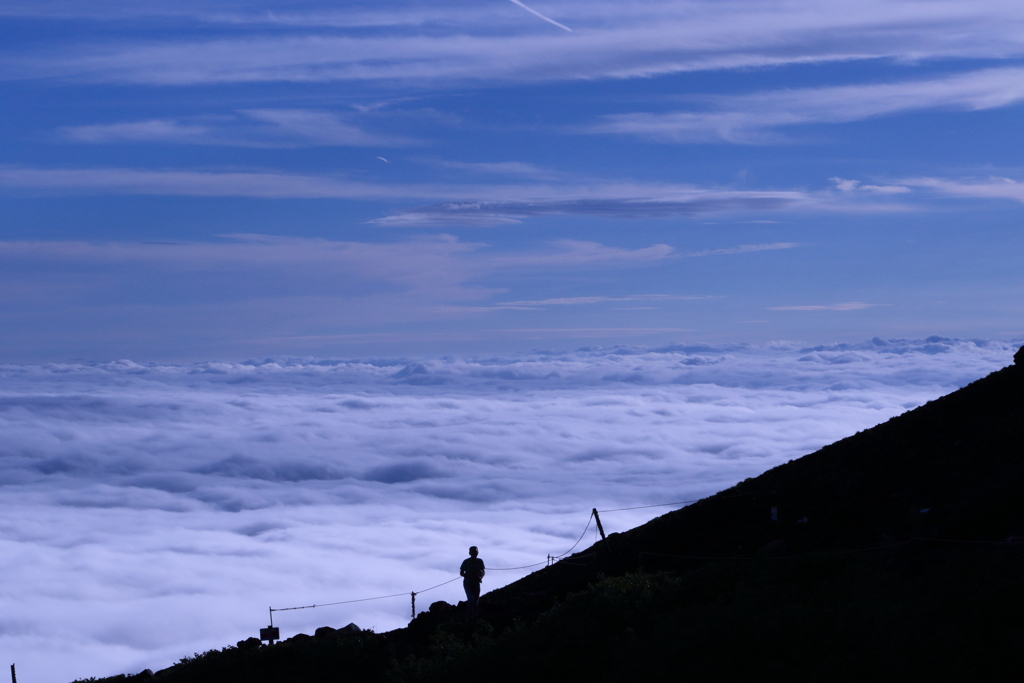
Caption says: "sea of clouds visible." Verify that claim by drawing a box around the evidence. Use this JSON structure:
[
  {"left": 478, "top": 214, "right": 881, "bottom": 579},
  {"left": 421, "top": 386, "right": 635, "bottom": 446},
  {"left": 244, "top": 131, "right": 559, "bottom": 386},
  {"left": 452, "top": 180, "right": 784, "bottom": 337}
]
[{"left": 0, "top": 337, "right": 1018, "bottom": 682}]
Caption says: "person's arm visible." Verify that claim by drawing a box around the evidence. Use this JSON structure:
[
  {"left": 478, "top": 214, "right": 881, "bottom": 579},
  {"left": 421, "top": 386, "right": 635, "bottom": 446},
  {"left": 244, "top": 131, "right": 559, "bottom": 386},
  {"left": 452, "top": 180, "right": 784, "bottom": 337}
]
[{"left": 460, "top": 560, "right": 467, "bottom": 578}]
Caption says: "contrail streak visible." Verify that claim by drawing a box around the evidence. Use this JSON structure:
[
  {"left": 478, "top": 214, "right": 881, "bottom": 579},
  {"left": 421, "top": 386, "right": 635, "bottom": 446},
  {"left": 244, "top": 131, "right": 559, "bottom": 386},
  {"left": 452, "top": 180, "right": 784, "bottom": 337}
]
[{"left": 509, "top": 0, "right": 572, "bottom": 32}]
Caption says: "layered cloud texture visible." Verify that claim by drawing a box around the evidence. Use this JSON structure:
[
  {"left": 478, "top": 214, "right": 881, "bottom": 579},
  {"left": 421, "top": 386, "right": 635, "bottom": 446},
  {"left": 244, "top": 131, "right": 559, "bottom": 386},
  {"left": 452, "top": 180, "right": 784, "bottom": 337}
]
[
  {"left": 6, "top": 1, "right": 1024, "bottom": 85},
  {"left": 0, "top": 338, "right": 1017, "bottom": 681}
]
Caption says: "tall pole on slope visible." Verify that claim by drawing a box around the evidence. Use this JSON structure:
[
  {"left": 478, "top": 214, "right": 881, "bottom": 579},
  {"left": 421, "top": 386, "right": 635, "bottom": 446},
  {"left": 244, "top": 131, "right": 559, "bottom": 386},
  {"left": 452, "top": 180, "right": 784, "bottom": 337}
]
[
  {"left": 592, "top": 508, "right": 610, "bottom": 553},
  {"left": 11, "top": 663, "right": 17, "bottom": 683}
]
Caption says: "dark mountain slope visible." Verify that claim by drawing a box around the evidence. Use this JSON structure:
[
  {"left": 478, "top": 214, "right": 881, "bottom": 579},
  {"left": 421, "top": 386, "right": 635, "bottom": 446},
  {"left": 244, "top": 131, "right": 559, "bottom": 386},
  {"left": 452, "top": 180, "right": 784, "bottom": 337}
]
[
  {"left": 464, "top": 353, "right": 1024, "bottom": 626},
  {"left": 77, "top": 350, "right": 1024, "bottom": 683}
]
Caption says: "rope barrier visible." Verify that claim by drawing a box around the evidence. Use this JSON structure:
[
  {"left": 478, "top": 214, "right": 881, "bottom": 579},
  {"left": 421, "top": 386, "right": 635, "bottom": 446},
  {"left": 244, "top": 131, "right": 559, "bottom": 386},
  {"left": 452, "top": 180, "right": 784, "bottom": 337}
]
[
  {"left": 265, "top": 492, "right": 783, "bottom": 622},
  {"left": 489, "top": 561, "right": 548, "bottom": 571},
  {"left": 551, "top": 511, "right": 593, "bottom": 559},
  {"left": 269, "top": 509, "right": 598, "bottom": 615},
  {"left": 557, "top": 509, "right": 598, "bottom": 557},
  {"left": 271, "top": 593, "right": 407, "bottom": 612},
  {"left": 554, "top": 553, "right": 596, "bottom": 566},
  {"left": 596, "top": 490, "right": 775, "bottom": 514},
  {"left": 266, "top": 497, "right": 717, "bottom": 617},
  {"left": 598, "top": 500, "right": 699, "bottom": 513},
  {"left": 415, "top": 576, "right": 463, "bottom": 593},
  {"left": 262, "top": 491, "right": 1024, "bottom": 640},
  {"left": 271, "top": 577, "right": 461, "bottom": 614}
]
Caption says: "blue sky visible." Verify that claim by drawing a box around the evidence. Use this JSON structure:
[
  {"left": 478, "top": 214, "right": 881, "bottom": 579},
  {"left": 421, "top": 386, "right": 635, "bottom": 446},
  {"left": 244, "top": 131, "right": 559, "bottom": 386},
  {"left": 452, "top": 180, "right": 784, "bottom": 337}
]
[{"left": 2, "top": 0, "right": 1022, "bottom": 361}]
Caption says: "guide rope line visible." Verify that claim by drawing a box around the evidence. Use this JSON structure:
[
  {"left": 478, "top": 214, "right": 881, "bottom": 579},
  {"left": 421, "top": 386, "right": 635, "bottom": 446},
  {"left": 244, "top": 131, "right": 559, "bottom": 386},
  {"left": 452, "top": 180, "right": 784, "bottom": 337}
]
[
  {"left": 270, "top": 494, "right": 741, "bottom": 612},
  {"left": 271, "top": 509, "right": 599, "bottom": 614},
  {"left": 596, "top": 490, "right": 775, "bottom": 514},
  {"left": 414, "top": 576, "right": 464, "bottom": 593},
  {"left": 598, "top": 500, "right": 699, "bottom": 513},
  {"left": 272, "top": 593, "right": 405, "bottom": 612},
  {"left": 489, "top": 560, "right": 548, "bottom": 571},
  {"left": 267, "top": 495, "right": 1024, "bottom": 621},
  {"left": 271, "top": 577, "right": 461, "bottom": 613},
  {"left": 269, "top": 494, "right": 769, "bottom": 616},
  {"left": 551, "top": 511, "right": 593, "bottom": 560}
]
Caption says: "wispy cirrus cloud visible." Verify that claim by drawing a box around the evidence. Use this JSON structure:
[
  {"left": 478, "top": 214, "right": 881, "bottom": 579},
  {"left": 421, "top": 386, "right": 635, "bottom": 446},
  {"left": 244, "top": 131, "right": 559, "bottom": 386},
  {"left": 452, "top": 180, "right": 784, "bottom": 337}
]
[
  {"left": 4, "top": 165, "right": 1017, "bottom": 225},
  {"left": 12, "top": 163, "right": 1018, "bottom": 225},
  {"left": 423, "top": 159, "right": 557, "bottom": 179},
  {"left": 0, "top": 235, "right": 683, "bottom": 359},
  {"left": 768, "top": 302, "right": 886, "bottom": 311},
  {"left": 685, "top": 242, "right": 799, "bottom": 257},
  {"left": 257, "top": 326, "right": 698, "bottom": 345},
  {"left": 898, "top": 176, "right": 1024, "bottom": 203},
  {"left": 60, "top": 109, "right": 414, "bottom": 147},
  {"left": 486, "top": 240, "right": 675, "bottom": 268},
  {"left": 369, "top": 192, "right": 809, "bottom": 227},
  {"left": 0, "top": 166, "right": 816, "bottom": 222},
  {"left": 0, "top": 234, "right": 673, "bottom": 283},
  {"left": 5, "top": 2, "right": 1024, "bottom": 85},
  {"left": 60, "top": 118, "right": 214, "bottom": 143},
  {"left": 588, "top": 67, "right": 1024, "bottom": 143},
  {"left": 0, "top": 166, "right": 400, "bottom": 198},
  {"left": 493, "top": 294, "right": 705, "bottom": 309},
  {"left": 829, "top": 175, "right": 1024, "bottom": 204},
  {"left": 831, "top": 178, "right": 911, "bottom": 194},
  {"left": 241, "top": 108, "right": 417, "bottom": 146},
  {"left": 0, "top": 0, "right": 501, "bottom": 26}
]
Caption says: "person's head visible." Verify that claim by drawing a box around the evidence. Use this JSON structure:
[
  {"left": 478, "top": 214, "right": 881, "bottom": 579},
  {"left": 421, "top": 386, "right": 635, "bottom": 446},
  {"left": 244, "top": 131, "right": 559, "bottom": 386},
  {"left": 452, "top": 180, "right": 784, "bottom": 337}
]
[{"left": 469, "top": 546, "right": 478, "bottom": 557}]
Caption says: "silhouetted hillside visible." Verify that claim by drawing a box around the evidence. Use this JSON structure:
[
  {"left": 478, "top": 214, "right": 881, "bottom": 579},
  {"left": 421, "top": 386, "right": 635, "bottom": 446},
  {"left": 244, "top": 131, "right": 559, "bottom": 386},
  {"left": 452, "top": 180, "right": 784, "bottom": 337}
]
[{"left": 76, "top": 348, "right": 1024, "bottom": 683}]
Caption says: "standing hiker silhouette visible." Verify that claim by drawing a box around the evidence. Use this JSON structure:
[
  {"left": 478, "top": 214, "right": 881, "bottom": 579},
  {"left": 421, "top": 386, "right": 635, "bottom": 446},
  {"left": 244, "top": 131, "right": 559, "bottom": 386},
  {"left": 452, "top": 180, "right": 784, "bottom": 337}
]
[{"left": 460, "top": 546, "right": 485, "bottom": 618}]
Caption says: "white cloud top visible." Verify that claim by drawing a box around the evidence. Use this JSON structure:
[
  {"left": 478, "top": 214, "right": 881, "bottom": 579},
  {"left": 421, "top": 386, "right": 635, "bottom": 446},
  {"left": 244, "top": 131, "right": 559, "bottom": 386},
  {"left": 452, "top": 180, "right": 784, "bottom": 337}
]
[{"left": 0, "top": 337, "right": 1016, "bottom": 681}]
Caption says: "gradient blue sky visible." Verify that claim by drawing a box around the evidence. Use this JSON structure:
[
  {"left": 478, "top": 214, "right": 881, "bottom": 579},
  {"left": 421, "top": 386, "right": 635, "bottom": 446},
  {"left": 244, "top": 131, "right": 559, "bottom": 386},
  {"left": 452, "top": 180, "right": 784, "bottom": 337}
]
[{"left": 1, "top": 0, "right": 1022, "bottom": 359}]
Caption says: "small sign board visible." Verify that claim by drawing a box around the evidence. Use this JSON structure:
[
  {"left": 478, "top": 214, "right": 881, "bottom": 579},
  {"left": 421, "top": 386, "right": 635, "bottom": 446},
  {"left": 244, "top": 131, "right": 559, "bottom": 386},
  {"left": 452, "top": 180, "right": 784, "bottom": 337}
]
[{"left": 260, "top": 627, "right": 280, "bottom": 642}]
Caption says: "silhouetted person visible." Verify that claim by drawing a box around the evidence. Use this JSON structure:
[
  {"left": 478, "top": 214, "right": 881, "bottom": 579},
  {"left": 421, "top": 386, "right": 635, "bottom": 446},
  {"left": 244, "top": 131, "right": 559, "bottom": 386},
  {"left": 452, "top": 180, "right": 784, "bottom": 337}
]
[{"left": 460, "top": 545, "right": 485, "bottom": 618}]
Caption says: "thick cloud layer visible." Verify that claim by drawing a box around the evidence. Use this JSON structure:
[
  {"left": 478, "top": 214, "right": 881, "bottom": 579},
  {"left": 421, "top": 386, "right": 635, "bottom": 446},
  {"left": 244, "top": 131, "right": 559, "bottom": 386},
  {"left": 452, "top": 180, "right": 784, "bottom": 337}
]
[{"left": 0, "top": 337, "right": 1017, "bottom": 681}]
